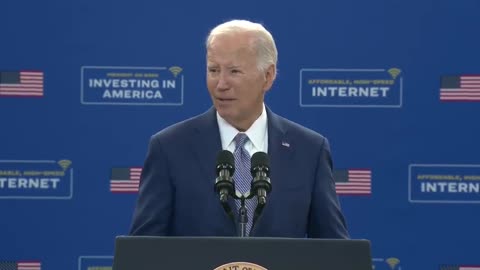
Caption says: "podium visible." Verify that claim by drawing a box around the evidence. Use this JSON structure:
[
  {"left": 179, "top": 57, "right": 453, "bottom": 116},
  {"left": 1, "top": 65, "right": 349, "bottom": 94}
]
[{"left": 112, "top": 236, "right": 372, "bottom": 270}]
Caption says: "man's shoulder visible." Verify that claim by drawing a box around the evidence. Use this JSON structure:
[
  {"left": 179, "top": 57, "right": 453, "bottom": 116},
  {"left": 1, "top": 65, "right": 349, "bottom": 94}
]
[
  {"left": 151, "top": 108, "right": 214, "bottom": 142},
  {"left": 271, "top": 111, "right": 327, "bottom": 146}
]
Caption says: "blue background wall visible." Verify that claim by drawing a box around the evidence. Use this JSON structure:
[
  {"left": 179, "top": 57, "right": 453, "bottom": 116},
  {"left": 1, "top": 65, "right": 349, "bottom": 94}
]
[{"left": 1, "top": 0, "right": 479, "bottom": 269}]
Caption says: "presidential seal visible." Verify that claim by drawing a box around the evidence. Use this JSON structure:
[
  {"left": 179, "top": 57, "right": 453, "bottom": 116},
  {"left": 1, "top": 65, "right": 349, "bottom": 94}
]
[{"left": 214, "top": 262, "right": 268, "bottom": 270}]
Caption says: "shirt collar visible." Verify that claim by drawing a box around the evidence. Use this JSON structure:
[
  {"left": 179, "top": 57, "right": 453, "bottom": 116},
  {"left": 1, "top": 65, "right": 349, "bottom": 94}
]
[{"left": 217, "top": 104, "right": 267, "bottom": 150}]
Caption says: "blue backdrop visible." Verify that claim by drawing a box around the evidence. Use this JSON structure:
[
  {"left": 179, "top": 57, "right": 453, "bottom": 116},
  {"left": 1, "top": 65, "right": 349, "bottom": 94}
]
[{"left": 1, "top": 0, "right": 480, "bottom": 269}]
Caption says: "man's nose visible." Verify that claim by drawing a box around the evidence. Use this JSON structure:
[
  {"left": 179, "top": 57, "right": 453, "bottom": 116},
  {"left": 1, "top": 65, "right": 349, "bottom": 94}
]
[{"left": 216, "top": 71, "right": 229, "bottom": 90}]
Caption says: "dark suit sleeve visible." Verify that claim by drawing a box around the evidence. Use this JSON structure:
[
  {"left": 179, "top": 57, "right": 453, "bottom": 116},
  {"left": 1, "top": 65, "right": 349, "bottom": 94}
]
[
  {"left": 307, "top": 138, "right": 350, "bottom": 239},
  {"left": 129, "top": 135, "right": 173, "bottom": 236}
]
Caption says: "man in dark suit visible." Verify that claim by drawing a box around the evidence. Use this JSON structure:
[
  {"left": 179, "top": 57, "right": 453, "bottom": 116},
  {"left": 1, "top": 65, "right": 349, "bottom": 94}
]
[{"left": 129, "top": 19, "right": 349, "bottom": 238}]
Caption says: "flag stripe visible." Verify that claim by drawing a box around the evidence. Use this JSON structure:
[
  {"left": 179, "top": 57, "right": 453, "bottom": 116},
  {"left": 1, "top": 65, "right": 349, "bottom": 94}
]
[
  {"left": 0, "top": 85, "right": 43, "bottom": 88},
  {"left": 19, "top": 71, "right": 43, "bottom": 75},
  {"left": 441, "top": 94, "right": 480, "bottom": 97},
  {"left": 17, "top": 261, "right": 41, "bottom": 270},
  {"left": 336, "top": 183, "right": 371, "bottom": 186},
  {"left": 440, "top": 97, "right": 480, "bottom": 101},
  {"left": 441, "top": 89, "right": 480, "bottom": 92},
  {"left": 0, "top": 92, "right": 43, "bottom": 96},
  {"left": 0, "top": 87, "right": 44, "bottom": 91},
  {"left": 336, "top": 186, "right": 371, "bottom": 189},
  {"left": 336, "top": 190, "right": 371, "bottom": 194}
]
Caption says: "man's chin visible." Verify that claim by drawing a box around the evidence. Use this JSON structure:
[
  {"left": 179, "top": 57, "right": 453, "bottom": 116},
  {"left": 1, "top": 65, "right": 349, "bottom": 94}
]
[
  {"left": 215, "top": 107, "right": 232, "bottom": 119},
  {"left": 216, "top": 107, "right": 239, "bottom": 122}
]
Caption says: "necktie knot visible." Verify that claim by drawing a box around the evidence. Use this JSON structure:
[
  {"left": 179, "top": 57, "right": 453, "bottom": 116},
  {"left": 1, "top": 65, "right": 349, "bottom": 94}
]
[{"left": 234, "top": 133, "right": 249, "bottom": 150}]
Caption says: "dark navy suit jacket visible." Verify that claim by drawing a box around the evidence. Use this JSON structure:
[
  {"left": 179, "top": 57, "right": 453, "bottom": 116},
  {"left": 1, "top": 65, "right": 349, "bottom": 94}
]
[{"left": 129, "top": 107, "right": 349, "bottom": 238}]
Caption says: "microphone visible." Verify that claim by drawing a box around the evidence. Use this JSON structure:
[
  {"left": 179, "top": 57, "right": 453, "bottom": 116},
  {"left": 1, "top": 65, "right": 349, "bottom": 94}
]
[
  {"left": 214, "top": 150, "right": 235, "bottom": 203},
  {"left": 250, "top": 152, "right": 272, "bottom": 206}
]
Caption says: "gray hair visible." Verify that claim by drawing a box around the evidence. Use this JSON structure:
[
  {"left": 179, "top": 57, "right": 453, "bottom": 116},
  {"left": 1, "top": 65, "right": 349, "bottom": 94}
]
[{"left": 206, "top": 20, "right": 278, "bottom": 74}]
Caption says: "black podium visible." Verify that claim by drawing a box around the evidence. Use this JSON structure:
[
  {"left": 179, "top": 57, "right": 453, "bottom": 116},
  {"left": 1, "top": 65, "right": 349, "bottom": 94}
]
[{"left": 112, "top": 236, "right": 372, "bottom": 270}]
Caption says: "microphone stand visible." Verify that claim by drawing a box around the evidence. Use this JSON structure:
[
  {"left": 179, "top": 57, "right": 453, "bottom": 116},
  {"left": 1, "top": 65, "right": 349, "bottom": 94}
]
[
  {"left": 235, "top": 191, "right": 257, "bottom": 237},
  {"left": 233, "top": 181, "right": 271, "bottom": 237},
  {"left": 252, "top": 202, "right": 264, "bottom": 227},
  {"left": 238, "top": 196, "right": 248, "bottom": 237},
  {"left": 231, "top": 190, "right": 256, "bottom": 237}
]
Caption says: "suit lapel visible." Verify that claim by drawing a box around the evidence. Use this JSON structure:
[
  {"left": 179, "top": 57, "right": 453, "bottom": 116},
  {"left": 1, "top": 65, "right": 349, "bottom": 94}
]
[
  {"left": 252, "top": 107, "right": 294, "bottom": 235},
  {"left": 267, "top": 106, "right": 294, "bottom": 192},
  {"left": 191, "top": 108, "right": 238, "bottom": 231},
  {"left": 190, "top": 107, "right": 223, "bottom": 182}
]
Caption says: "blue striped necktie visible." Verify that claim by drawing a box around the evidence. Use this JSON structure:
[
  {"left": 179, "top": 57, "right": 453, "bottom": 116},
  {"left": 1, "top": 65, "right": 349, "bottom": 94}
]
[{"left": 233, "top": 133, "right": 257, "bottom": 236}]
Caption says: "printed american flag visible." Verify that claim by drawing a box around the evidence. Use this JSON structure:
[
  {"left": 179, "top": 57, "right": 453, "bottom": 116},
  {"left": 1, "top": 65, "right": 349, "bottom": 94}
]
[
  {"left": 440, "top": 266, "right": 480, "bottom": 270},
  {"left": 334, "top": 169, "right": 371, "bottom": 195},
  {"left": 0, "top": 261, "right": 41, "bottom": 270},
  {"left": 110, "top": 167, "right": 142, "bottom": 193},
  {"left": 0, "top": 71, "right": 44, "bottom": 97},
  {"left": 440, "top": 75, "right": 480, "bottom": 101}
]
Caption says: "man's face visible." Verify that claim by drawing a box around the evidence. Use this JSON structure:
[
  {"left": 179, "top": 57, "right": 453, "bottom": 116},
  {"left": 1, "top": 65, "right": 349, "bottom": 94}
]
[{"left": 206, "top": 33, "right": 274, "bottom": 130}]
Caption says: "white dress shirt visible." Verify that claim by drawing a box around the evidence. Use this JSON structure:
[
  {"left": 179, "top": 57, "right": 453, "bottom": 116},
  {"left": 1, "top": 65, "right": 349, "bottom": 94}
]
[{"left": 216, "top": 104, "right": 268, "bottom": 155}]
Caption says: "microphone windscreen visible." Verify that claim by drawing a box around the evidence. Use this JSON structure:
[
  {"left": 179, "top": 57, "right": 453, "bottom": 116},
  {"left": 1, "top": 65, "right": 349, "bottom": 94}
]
[
  {"left": 217, "top": 150, "right": 234, "bottom": 167},
  {"left": 251, "top": 151, "right": 269, "bottom": 169}
]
